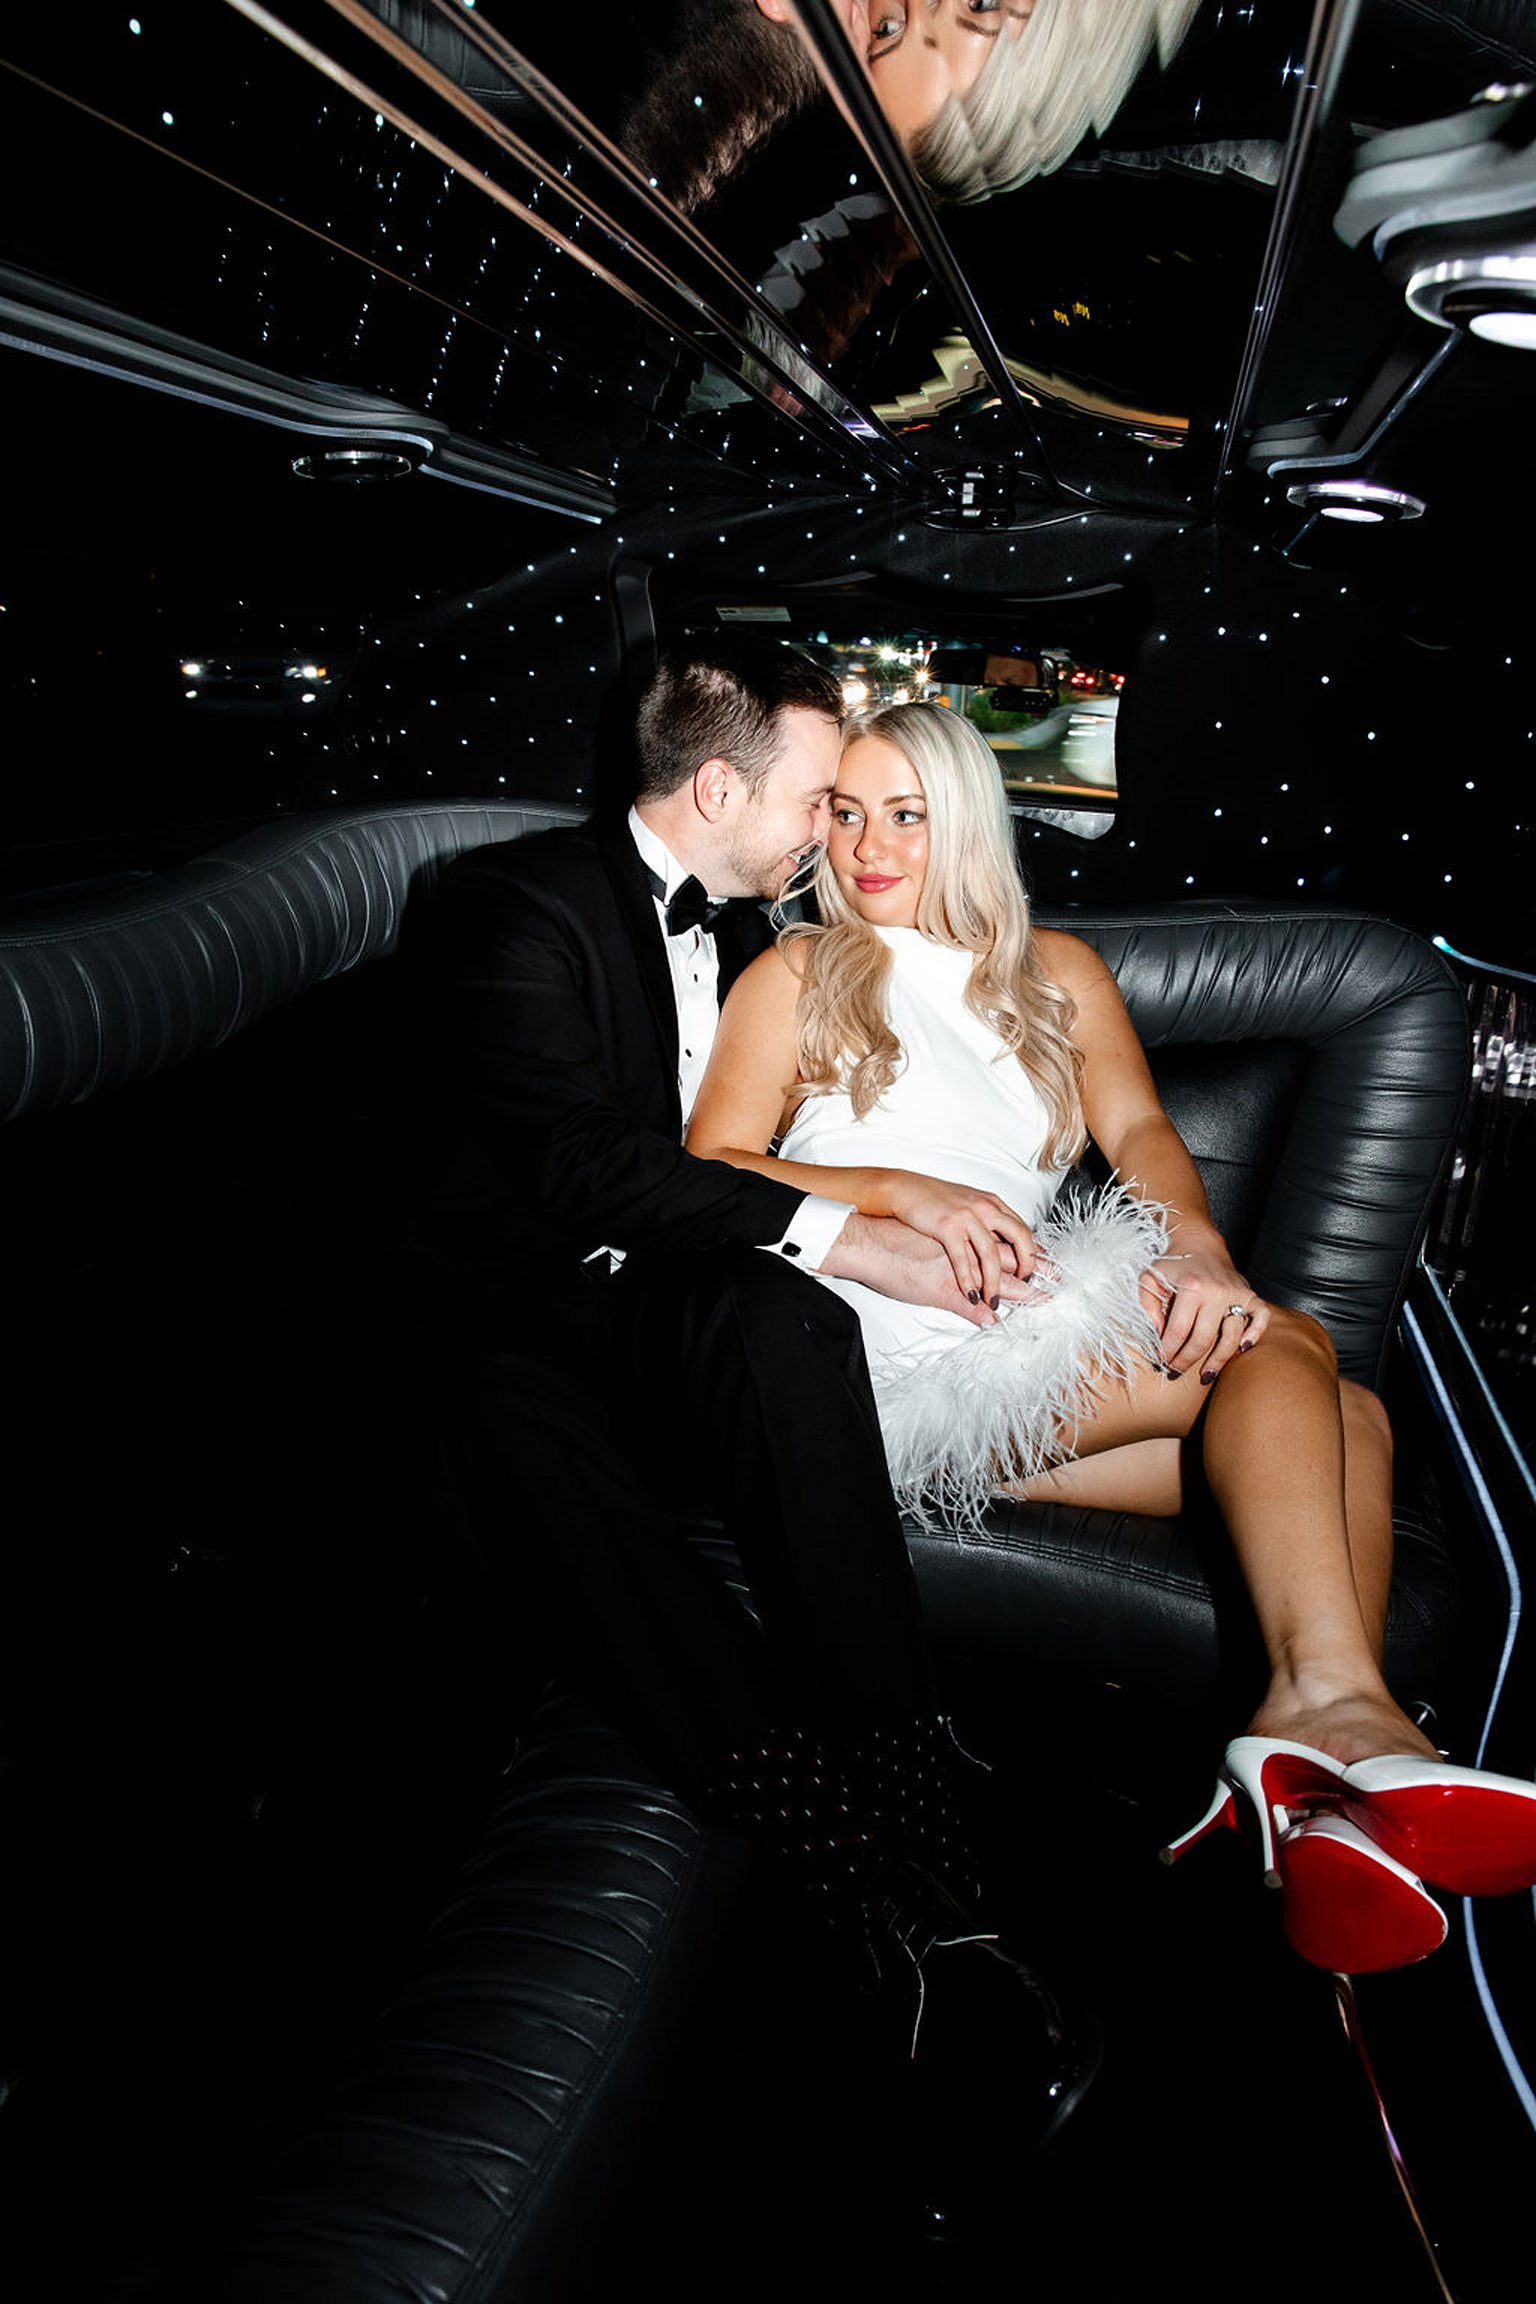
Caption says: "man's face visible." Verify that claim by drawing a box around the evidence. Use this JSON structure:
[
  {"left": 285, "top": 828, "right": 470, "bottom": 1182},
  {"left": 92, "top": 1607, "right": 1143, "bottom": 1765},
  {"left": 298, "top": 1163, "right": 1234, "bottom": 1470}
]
[{"left": 718, "top": 707, "right": 840, "bottom": 900}]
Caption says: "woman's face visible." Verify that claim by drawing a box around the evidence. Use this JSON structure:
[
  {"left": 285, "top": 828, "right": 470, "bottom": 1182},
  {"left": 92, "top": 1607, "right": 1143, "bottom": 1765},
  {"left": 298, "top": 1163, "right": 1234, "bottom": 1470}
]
[
  {"left": 827, "top": 733, "right": 930, "bottom": 928},
  {"left": 865, "top": 1, "right": 1034, "bottom": 147},
  {"left": 755, "top": 1, "right": 1031, "bottom": 149}
]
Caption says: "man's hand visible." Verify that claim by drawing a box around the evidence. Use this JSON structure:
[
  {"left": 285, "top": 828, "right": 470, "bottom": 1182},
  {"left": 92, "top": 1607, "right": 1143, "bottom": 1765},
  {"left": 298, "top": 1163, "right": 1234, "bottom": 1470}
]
[
  {"left": 822, "top": 1212, "right": 1034, "bottom": 1328},
  {"left": 880, "top": 1172, "right": 1039, "bottom": 1308}
]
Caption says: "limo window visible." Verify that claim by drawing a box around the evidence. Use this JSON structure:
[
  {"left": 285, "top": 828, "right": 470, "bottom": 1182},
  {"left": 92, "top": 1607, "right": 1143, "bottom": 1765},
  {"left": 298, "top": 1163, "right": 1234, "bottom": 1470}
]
[{"left": 763, "top": 626, "right": 1122, "bottom": 832}]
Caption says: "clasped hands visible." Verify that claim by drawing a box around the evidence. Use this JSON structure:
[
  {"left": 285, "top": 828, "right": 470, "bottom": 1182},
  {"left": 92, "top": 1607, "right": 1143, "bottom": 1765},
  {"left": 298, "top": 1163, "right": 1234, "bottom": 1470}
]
[
  {"left": 823, "top": 1173, "right": 1270, "bottom": 1374},
  {"left": 822, "top": 1173, "right": 1049, "bottom": 1329}
]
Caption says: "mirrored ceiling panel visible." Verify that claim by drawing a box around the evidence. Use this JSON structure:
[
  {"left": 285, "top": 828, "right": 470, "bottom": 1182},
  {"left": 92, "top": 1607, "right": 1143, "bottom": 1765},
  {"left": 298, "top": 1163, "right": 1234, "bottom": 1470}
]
[
  {"left": 6, "top": 0, "right": 1533, "bottom": 552},
  {"left": 491, "top": 0, "right": 1311, "bottom": 516},
  {"left": 2, "top": 1, "right": 1309, "bottom": 524}
]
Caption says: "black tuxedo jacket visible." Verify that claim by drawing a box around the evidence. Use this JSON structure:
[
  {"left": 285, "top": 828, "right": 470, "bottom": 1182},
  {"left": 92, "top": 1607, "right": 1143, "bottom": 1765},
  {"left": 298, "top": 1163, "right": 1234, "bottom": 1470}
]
[{"left": 419, "top": 814, "right": 807, "bottom": 1280}]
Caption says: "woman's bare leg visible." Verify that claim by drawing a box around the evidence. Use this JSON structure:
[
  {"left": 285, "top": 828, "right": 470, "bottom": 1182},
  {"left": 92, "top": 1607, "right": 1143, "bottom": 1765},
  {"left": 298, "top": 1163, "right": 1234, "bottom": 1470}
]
[
  {"left": 1005, "top": 1312, "right": 1435, "bottom": 1765},
  {"left": 1198, "top": 1315, "right": 1434, "bottom": 1762},
  {"left": 1338, "top": 1377, "right": 1395, "bottom": 1653},
  {"left": 1010, "top": 1435, "right": 1184, "bottom": 1517}
]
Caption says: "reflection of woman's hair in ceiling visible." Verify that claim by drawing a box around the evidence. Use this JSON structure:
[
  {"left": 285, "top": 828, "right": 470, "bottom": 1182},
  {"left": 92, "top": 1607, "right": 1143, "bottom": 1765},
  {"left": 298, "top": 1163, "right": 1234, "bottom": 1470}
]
[
  {"left": 619, "top": 0, "right": 819, "bottom": 215},
  {"left": 912, "top": 0, "right": 1202, "bottom": 205}
]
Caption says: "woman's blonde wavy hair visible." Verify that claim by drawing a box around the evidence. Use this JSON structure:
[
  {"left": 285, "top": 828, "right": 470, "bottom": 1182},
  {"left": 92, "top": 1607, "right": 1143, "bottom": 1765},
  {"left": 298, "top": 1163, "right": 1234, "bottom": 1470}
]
[{"left": 781, "top": 701, "right": 1086, "bottom": 1168}]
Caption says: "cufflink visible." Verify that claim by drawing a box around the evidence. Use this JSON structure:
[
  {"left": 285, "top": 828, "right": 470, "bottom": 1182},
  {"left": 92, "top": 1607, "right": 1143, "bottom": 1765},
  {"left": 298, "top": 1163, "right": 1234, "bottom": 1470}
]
[{"left": 780, "top": 1241, "right": 802, "bottom": 1258}]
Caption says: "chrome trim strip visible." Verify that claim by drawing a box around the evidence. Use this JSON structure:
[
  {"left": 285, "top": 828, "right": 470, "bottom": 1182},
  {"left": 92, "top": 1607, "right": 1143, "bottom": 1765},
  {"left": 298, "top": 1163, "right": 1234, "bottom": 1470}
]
[
  {"left": 1465, "top": 1903, "right": 1536, "bottom": 2134},
  {"left": 788, "top": 0, "right": 1044, "bottom": 453},
  {"left": 1401, "top": 1286, "right": 1528, "bottom": 1761},
  {"left": 1401, "top": 1280, "right": 1536, "bottom": 2139},
  {"left": 1219, "top": 0, "right": 1362, "bottom": 497},
  {"left": 1332, "top": 1976, "right": 1460, "bottom": 2303},
  {"left": 0, "top": 306, "right": 610, "bottom": 521}
]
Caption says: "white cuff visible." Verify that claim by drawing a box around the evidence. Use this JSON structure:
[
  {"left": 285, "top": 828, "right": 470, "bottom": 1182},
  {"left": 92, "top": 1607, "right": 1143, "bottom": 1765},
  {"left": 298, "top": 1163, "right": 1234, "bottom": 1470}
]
[{"left": 760, "top": 1193, "right": 854, "bottom": 1273}]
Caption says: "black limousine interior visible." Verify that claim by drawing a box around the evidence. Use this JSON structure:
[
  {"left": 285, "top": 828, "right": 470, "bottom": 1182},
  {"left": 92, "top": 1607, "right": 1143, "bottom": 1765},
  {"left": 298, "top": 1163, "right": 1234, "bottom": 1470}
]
[{"left": 3, "top": 4, "right": 1535, "bottom": 2299}]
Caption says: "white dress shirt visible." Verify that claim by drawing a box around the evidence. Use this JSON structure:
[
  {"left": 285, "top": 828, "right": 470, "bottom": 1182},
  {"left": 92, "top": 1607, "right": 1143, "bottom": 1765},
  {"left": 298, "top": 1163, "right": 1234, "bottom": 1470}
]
[{"left": 628, "top": 809, "right": 851, "bottom": 1271}]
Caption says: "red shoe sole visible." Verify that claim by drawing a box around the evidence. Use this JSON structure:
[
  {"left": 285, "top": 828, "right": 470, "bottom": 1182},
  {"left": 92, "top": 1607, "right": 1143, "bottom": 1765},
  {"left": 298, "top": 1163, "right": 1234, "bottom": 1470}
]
[
  {"left": 1275, "top": 1822, "right": 1448, "bottom": 1974},
  {"left": 1240, "top": 1742, "right": 1536, "bottom": 1901},
  {"left": 1342, "top": 1778, "right": 1536, "bottom": 1899}
]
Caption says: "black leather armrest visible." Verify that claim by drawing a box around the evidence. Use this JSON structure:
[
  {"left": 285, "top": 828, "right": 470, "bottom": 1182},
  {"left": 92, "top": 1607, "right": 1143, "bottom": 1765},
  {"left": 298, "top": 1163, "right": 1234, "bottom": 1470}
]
[{"left": 1040, "top": 904, "right": 1470, "bottom": 1389}]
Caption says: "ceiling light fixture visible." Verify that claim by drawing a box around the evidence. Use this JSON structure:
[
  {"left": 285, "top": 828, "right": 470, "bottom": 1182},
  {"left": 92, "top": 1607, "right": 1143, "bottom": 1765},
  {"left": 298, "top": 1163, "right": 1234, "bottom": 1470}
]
[
  {"left": 291, "top": 444, "right": 418, "bottom": 482},
  {"left": 1334, "top": 87, "right": 1536, "bottom": 348},
  {"left": 1404, "top": 252, "right": 1536, "bottom": 346},
  {"left": 1284, "top": 479, "right": 1427, "bottom": 524}
]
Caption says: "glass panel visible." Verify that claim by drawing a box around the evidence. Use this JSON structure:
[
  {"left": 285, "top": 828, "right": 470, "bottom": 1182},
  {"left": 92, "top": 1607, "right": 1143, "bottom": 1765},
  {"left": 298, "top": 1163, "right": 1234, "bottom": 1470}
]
[
  {"left": 1430, "top": 957, "right": 1536, "bottom": 1459},
  {"left": 732, "top": 620, "right": 1122, "bottom": 825}
]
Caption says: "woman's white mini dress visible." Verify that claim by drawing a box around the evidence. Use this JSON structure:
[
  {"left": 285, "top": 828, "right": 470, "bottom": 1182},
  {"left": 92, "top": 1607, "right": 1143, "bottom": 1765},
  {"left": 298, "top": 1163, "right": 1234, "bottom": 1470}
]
[{"left": 779, "top": 927, "right": 1166, "bottom": 1527}]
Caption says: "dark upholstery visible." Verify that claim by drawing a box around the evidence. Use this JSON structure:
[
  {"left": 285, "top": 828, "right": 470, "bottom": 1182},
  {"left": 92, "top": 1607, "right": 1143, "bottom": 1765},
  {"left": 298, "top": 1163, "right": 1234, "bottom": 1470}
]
[
  {"left": 0, "top": 801, "right": 582, "bottom": 1122},
  {"left": 166, "top": 1698, "right": 755, "bottom": 2304},
  {"left": 0, "top": 804, "right": 1471, "bottom": 2299},
  {"left": 908, "top": 901, "right": 1471, "bottom": 1726},
  {"left": 1058, "top": 905, "right": 1467, "bottom": 1396}
]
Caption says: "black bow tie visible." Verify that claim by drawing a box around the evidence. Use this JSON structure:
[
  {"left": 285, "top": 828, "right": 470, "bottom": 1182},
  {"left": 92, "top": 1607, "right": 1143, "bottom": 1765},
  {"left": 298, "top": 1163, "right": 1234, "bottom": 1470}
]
[{"left": 649, "top": 869, "right": 734, "bottom": 938}]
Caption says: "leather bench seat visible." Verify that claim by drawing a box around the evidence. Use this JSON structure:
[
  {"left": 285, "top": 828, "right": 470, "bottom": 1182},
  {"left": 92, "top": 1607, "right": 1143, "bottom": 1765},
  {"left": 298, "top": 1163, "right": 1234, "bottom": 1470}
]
[
  {"left": 161, "top": 1694, "right": 757, "bottom": 2304},
  {"left": 0, "top": 801, "right": 1473, "bottom": 2299}
]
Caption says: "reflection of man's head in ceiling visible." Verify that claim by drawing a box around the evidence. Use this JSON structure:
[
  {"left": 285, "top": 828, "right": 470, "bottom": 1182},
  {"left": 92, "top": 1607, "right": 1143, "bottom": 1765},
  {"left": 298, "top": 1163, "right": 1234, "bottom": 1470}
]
[{"left": 621, "top": 1, "right": 822, "bottom": 216}]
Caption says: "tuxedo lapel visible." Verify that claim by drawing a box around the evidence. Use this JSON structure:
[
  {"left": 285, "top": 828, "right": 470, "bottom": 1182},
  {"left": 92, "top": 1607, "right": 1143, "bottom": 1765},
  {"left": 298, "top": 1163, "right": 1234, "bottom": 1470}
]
[{"left": 595, "top": 815, "right": 680, "bottom": 1084}]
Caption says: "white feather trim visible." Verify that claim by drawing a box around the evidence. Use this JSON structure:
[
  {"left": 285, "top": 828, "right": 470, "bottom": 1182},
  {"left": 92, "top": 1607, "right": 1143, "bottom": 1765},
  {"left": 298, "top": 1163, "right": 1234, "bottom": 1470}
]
[{"left": 873, "top": 1181, "right": 1168, "bottom": 1532}]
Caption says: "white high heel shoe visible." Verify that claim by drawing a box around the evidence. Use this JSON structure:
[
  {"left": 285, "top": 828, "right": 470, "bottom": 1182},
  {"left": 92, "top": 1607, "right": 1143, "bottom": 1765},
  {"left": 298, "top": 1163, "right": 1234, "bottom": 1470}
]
[
  {"left": 1223, "top": 1736, "right": 1536, "bottom": 1899},
  {"left": 1160, "top": 1750, "right": 1450, "bottom": 1975},
  {"left": 1164, "top": 1735, "right": 1536, "bottom": 1899}
]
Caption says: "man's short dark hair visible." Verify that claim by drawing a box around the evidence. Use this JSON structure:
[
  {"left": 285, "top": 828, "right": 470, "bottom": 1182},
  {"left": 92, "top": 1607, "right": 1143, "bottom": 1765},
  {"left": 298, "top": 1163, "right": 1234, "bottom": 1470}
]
[
  {"left": 620, "top": 0, "right": 821, "bottom": 217},
  {"left": 634, "top": 636, "right": 843, "bottom": 802}
]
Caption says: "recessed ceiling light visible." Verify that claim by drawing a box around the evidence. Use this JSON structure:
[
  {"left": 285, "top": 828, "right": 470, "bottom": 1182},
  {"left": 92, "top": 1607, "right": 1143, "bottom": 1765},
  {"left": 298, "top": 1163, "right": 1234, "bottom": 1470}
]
[
  {"left": 1284, "top": 479, "right": 1427, "bottom": 523},
  {"left": 1405, "top": 252, "right": 1536, "bottom": 345},
  {"left": 291, "top": 445, "right": 418, "bottom": 482}
]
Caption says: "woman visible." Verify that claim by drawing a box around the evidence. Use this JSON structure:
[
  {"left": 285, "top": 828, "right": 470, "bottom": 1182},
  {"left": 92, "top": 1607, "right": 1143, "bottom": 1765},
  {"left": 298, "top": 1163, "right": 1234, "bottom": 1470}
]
[
  {"left": 688, "top": 699, "right": 1536, "bottom": 1974},
  {"left": 868, "top": 0, "right": 1202, "bottom": 208}
]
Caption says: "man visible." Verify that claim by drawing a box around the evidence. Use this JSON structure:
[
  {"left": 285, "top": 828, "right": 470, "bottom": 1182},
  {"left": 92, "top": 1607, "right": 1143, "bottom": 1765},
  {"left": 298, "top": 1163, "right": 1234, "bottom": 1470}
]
[{"left": 418, "top": 634, "right": 1095, "bottom": 2205}]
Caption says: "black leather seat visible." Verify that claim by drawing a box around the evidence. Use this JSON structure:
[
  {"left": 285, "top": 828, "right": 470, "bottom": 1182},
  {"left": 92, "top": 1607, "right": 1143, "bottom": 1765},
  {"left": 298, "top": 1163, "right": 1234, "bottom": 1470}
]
[
  {"left": 0, "top": 817, "right": 1470, "bottom": 1727},
  {"left": 0, "top": 807, "right": 1473, "bottom": 2301}
]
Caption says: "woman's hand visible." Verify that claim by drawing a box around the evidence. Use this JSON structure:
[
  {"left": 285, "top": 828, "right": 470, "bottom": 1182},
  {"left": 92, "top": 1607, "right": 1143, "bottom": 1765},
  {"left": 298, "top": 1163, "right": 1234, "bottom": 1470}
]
[
  {"left": 824, "top": 1214, "right": 1031, "bottom": 1326},
  {"left": 1143, "top": 1228, "right": 1271, "bottom": 1384},
  {"left": 1049, "top": 934, "right": 1269, "bottom": 1382},
  {"left": 880, "top": 1171, "right": 1039, "bottom": 1309}
]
